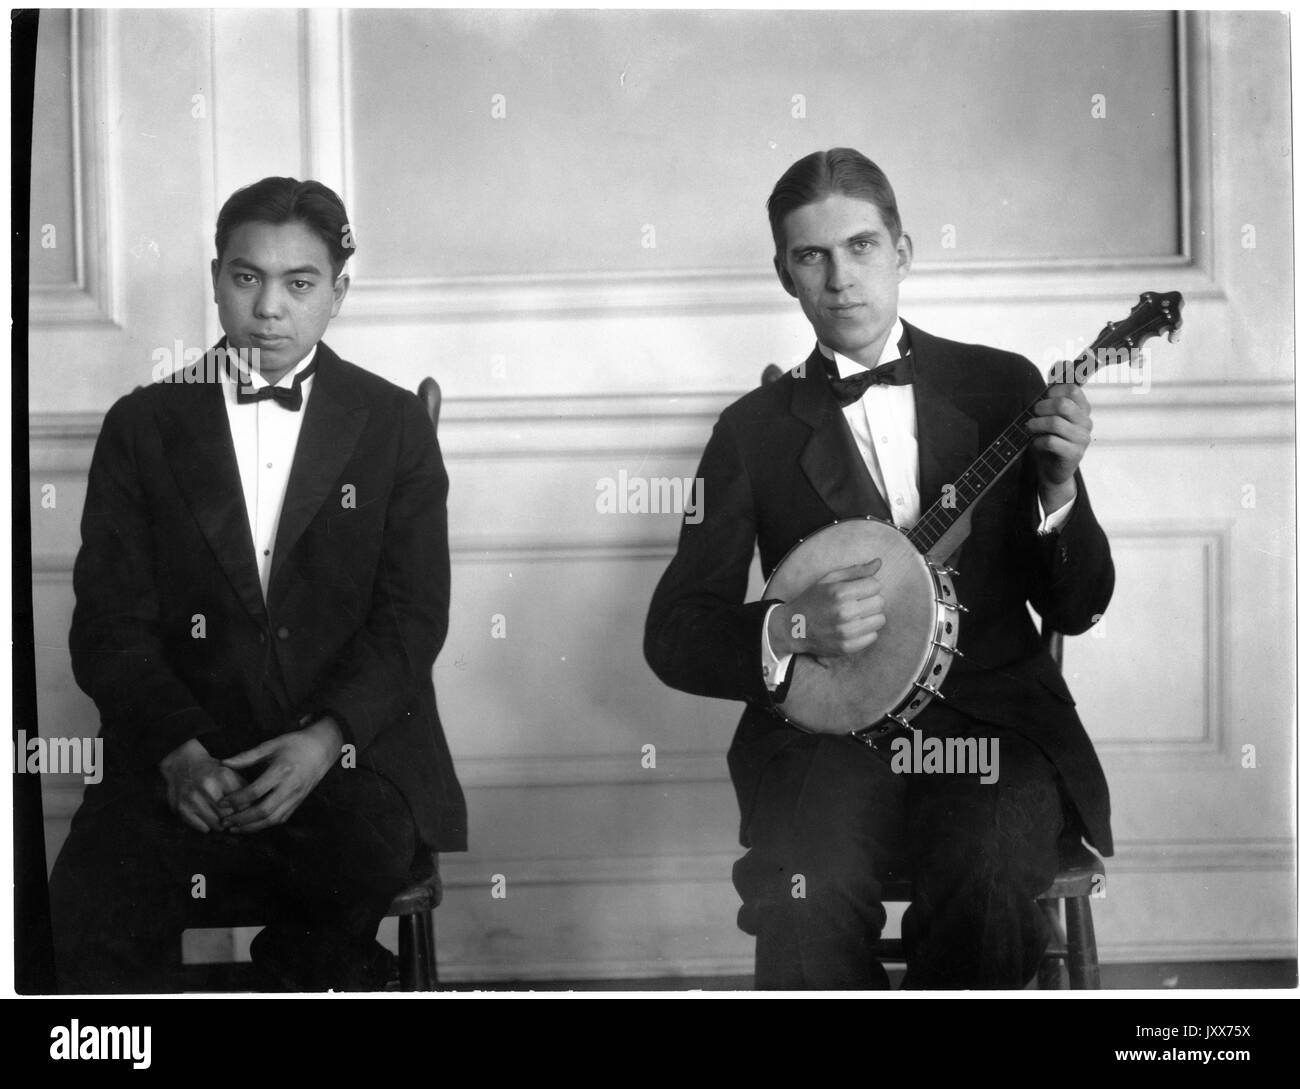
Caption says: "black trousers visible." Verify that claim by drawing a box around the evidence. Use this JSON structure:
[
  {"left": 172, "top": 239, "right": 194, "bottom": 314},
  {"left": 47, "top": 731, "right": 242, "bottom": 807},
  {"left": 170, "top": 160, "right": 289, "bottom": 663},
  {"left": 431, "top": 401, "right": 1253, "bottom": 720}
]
[
  {"left": 47, "top": 763, "right": 420, "bottom": 993},
  {"left": 732, "top": 705, "right": 1065, "bottom": 989}
]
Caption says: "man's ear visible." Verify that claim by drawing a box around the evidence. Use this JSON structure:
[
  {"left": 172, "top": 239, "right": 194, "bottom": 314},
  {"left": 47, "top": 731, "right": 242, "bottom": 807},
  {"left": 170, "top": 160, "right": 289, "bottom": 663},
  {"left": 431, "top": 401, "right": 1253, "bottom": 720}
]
[
  {"left": 773, "top": 255, "right": 797, "bottom": 298},
  {"left": 895, "top": 232, "right": 914, "bottom": 282},
  {"left": 210, "top": 257, "right": 220, "bottom": 302},
  {"left": 330, "top": 271, "right": 351, "bottom": 318}
]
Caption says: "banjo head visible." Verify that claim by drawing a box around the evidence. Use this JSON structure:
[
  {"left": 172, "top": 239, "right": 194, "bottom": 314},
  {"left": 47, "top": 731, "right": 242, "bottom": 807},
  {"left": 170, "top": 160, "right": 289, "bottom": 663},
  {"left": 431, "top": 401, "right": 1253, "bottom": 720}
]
[{"left": 763, "top": 518, "right": 954, "bottom": 734}]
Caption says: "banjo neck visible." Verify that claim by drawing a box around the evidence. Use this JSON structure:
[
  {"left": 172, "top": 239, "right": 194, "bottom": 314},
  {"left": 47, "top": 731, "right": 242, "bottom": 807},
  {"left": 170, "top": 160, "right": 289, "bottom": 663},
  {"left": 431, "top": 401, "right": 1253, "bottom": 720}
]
[
  {"left": 907, "top": 400, "right": 1040, "bottom": 562},
  {"left": 906, "top": 290, "right": 1184, "bottom": 564}
]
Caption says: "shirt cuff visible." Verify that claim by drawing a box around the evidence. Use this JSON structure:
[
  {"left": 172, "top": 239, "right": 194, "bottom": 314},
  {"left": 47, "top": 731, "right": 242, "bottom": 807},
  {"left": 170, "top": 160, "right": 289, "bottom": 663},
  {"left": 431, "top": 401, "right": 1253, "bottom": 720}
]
[
  {"left": 1037, "top": 492, "right": 1076, "bottom": 535},
  {"left": 761, "top": 602, "right": 795, "bottom": 691}
]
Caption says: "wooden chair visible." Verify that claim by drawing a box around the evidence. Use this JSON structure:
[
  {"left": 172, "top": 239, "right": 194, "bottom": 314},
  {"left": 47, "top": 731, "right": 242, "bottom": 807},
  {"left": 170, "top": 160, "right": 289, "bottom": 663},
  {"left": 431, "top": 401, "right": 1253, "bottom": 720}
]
[
  {"left": 757, "top": 362, "right": 1105, "bottom": 989},
  {"left": 181, "top": 377, "right": 448, "bottom": 992},
  {"left": 876, "top": 844, "right": 1103, "bottom": 990},
  {"left": 1029, "top": 628, "right": 1104, "bottom": 989},
  {"left": 182, "top": 854, "right": 441, "bottom": 991},
  {"left": 363, "top": 377, "right": 448, "bottom": 990},
  {"left": 877, "top": 628, "right": 1106, "bottom": 990},
  {"left": 396, "top": 376, "right": 445, "bottom": 991},
  {"left": 388, "top": 857, "right": 442, "bottom": 989}
]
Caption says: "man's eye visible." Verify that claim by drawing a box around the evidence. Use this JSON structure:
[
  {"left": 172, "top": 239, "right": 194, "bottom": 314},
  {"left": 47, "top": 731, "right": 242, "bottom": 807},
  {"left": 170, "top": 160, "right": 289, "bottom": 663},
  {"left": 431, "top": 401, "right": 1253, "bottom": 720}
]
[
  {"left": 235, "top": 273, "right": 257, "bottom": 285},
  {"left": 797, "top": 251, "right": 823, "bottom": 264},
  {"left": 290, "top": 280, "right": 314, "bottom": 291},
  {"left": 851, "top": 239, "right": 874, "bottom": 253}
]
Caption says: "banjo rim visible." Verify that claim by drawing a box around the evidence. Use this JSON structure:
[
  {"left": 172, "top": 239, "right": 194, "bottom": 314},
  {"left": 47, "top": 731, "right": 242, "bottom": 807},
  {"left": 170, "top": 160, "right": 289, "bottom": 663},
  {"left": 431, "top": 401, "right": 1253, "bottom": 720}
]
[
  {"left": 759, "top": 516, "right": 960, "bottom": 738},
  {"left": 760, "top": 515, "right": 899, "bottom": 602}
]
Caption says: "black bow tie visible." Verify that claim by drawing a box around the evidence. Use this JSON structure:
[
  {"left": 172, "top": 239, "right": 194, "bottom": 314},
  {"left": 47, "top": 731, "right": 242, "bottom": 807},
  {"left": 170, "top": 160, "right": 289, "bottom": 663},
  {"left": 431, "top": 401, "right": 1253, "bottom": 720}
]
[
  {"left": 824, "top": 354, "right": 914, "bottom": 407},
  {"left": 230, "top": 354, "right": 318, "bottom": 411}
]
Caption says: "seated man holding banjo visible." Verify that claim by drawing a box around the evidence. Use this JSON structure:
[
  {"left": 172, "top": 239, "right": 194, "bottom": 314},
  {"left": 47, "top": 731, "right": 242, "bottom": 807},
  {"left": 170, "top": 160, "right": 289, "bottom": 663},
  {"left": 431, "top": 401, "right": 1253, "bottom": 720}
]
[{"left": 644, "top": 148, "right": 1162, "bottom": 988}]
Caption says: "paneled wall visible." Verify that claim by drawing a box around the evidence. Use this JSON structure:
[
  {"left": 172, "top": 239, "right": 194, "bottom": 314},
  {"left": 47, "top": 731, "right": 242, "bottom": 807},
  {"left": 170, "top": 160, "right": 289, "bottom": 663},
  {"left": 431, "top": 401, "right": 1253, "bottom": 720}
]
[{"left": 27, "top": 9, "right": 1294, "bottom": 979}]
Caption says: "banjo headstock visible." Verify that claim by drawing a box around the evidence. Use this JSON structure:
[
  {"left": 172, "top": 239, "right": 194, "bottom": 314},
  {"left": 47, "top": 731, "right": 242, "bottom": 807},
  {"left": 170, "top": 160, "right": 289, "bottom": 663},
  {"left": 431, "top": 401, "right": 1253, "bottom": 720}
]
[{"left": 1050, "top": 290, "right": 1184, "bottom": 385}]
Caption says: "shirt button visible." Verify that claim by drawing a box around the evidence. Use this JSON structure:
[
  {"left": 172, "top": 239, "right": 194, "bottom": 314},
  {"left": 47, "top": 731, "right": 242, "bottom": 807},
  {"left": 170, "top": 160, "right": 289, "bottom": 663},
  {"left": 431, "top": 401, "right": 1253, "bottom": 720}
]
[
  {"left": 894, "top": 496, "right": 904, "bottom": 506},
  {"left": 277, "top": 626, "right": 290, "bottom": 640},
  {"left": 263, "top": 549, "right": 270, "bottom": 556},
  {"left": 881, "top": 435, "right": 889, "bottom": 444},
  {"left": 266, "top": 462, "right": 273, "bottom": 469}
]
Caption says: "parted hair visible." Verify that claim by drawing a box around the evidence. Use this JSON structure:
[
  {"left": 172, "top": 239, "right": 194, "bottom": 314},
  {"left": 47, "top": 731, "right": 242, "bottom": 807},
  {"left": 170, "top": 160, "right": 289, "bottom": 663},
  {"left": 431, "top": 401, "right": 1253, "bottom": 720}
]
[
  {"left": 215, "top": 177, "right": 354, "bottom": 278},
  {"left": 767, "top": 148, "right": 903, "bottom": 256}
]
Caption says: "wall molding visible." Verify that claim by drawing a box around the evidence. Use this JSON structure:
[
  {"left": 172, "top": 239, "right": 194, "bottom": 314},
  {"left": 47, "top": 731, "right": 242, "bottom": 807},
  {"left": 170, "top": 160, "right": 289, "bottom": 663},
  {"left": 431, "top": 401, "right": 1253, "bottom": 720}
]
[
  {"left": 341, "top": 259, "right": 1228, "bottom": 324},
  {"left": 38, "top": 779, "right": 1294, "bottom": 881},
  {"left": 29, "top": 9, "right": 121, "bottom": 328},
  {"left": 31, "top": 542, "right": 680, "bottom": 579},
  {"left": 435, "top": 839, "right": 1298, "bottom": 888},
  {"left": 30, "top": 517, "right": 1249, "bottom": 779},
  {"left": 418, "top": 841, "right": 1300, "bottom": 978},
  {"left": 25, "top": 380, "right": 1296, "bottom": 475},
  {"left": 432, "top": 941, "right": 1297, "bottom": 982},
  {"left": 36, "top": 748, "right": 733, "bottom": 814},
  {"left": 313, "top": 11, "right": 1222, "bottom": 323},
  {"left": 298, "top": 8, "right": 352, "bottom": 213},
  {"left": 1087, "top": 523, "right": 1230, "bottom": 762},
  {"left": 20, "top": 517, "right": 1260, "bottom": 578}
]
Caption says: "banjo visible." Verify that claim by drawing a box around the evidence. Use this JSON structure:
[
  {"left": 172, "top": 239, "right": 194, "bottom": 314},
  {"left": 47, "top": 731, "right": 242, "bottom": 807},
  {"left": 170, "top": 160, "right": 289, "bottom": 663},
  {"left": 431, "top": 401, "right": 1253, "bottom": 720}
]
[{"left": 761, "top": 291, "right": 1184, "bottom": 745}]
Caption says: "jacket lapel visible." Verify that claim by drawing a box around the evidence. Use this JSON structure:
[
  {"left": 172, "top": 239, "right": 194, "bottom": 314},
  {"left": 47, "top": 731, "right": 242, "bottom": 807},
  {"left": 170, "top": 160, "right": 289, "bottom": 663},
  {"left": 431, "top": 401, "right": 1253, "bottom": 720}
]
[
  {"left": 906, "top": 322, "right": 980, "bottom": 515},
  {"left": 790, "top": 345, "right": 891, "bottom": 521},
  {"left": 157, "top": 355, "right": 267, "bottom": 622},
  {"left": 268, "top": 342, "right": 369, "bottom": 593}
]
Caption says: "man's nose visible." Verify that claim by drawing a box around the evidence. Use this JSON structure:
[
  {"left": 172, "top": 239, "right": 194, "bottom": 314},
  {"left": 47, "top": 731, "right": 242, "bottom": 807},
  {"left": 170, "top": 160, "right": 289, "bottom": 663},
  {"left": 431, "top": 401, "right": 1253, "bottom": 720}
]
[
  {"left": 254, "top": 285, "right": 283, "bottom": 318},
  {"left": 825, "top": 252, "right": 855, "bottom": 292}
]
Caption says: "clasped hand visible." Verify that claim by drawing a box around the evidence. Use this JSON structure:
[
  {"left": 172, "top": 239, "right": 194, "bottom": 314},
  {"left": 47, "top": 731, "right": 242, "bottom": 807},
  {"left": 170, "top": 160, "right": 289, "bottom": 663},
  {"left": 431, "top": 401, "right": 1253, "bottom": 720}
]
[{"left": 158, "top": 720, "right": 343, "bottom": 834}]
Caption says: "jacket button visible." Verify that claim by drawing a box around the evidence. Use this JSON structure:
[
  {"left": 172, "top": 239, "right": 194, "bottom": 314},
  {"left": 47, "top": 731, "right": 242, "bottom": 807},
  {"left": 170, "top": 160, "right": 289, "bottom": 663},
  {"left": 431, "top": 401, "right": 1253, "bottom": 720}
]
[
  {"left": 257, "top": 632, "right": 266, "bottom": 645},
  {"left": 277, "top": 626, "right": 290, "bottom": 640}
]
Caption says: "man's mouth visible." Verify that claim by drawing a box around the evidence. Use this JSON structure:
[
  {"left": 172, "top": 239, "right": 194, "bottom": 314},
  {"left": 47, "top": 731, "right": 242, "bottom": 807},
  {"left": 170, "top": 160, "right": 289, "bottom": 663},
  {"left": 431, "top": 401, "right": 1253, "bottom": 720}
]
[{"left": 250, "top": 332, "right": 288, "bottom": 345}]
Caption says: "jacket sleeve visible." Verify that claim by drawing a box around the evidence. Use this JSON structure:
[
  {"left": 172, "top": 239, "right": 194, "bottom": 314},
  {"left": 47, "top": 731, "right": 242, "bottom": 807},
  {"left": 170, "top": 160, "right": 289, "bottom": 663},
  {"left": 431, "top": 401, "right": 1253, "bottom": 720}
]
[
  {"left": 644, "top": 412, "right": 777, "bottom": 706},
  {"left": 1016, "top": 360, "right": 1116, "bottom": 635},
  {"left": 309, "top": 392, "right": 451, "bottom": 753},
  {"left": 1028, "top": 472, "right": 1115, "bottom": 635},
  {"left": 69, "top": 396, "right": 227, "bottom": 769}
]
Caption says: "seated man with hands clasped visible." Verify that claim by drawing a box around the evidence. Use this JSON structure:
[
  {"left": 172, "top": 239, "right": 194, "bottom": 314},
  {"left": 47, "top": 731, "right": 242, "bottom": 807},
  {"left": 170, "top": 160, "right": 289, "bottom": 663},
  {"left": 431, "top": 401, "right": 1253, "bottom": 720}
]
[{"left": 49, "top": 177, "right": 466, "bottom": 992}]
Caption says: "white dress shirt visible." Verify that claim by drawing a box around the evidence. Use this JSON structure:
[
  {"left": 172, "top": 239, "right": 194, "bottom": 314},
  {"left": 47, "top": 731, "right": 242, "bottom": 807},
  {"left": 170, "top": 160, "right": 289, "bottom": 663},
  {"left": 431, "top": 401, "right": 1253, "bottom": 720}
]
[
  {"left": 761, "top": 318, "right": 1074, "bottom": 690},
  {"left": 829, "top": 316, "right": 921, "bottom": 530},
  {"left": 221, "top": 346, "right": 318, "bottom": 600}
]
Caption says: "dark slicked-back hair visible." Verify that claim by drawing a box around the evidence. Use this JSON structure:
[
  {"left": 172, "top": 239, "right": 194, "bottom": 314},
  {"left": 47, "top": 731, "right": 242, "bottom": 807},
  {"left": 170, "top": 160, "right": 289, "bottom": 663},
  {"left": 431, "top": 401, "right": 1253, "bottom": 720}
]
[
  {"left": 767, "top": 148, "right": 903, "bottom": 257},
  {"left": 215, "top": 177, "right": 354, "bottom": 278}
]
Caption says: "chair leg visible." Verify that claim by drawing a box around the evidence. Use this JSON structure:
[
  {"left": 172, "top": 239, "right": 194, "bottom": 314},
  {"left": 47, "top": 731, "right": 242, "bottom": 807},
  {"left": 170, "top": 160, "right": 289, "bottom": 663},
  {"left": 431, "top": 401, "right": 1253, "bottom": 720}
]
[
  {"left": 1036, "top": 898, "right": 1064, "bottom": 991},
  {"left": 423, "top": 908, "right": 438, "bottom": 988},
  {"left": 1064, "top": 895, "right": 1101, "bottom": 990},
  {"left": 396, "top": 910, "right": 437, "bottom": 991},
  {"left": 398, "top": 914, "right": 419, "bottom": 991}
]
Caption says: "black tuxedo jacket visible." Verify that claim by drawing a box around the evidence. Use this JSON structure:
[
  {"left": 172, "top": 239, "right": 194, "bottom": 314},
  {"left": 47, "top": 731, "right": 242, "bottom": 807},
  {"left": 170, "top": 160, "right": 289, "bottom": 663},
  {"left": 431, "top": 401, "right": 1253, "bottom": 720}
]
[
  {"left": 69, "top": 341, "right": 467, "bottom": 851},
  {"left": 645, "top": 321, "right": 1115, "bottom": 856}
]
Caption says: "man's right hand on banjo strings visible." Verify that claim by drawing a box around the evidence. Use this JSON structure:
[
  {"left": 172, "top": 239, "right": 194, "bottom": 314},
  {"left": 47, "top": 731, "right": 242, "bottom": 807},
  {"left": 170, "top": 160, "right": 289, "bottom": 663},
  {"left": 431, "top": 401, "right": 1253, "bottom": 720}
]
[{"left": 768, "top": 558, "right": 887, "bottom": 660}]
